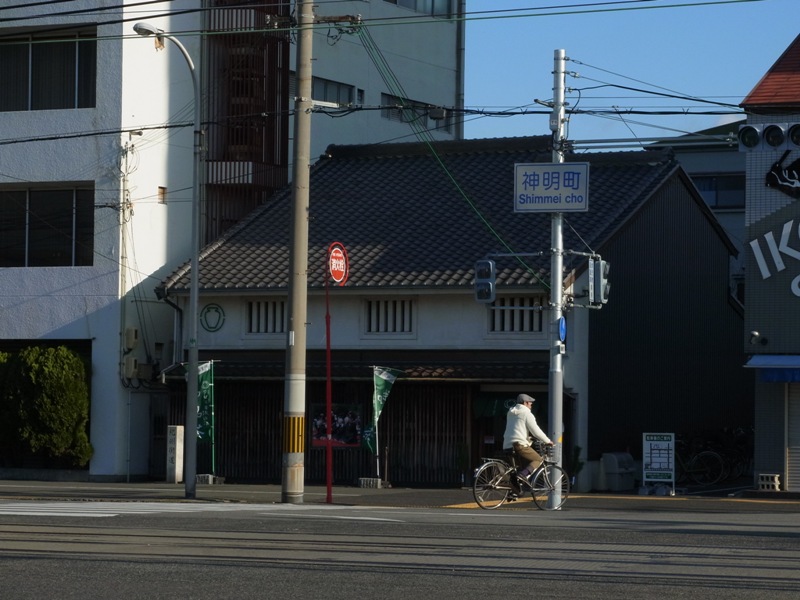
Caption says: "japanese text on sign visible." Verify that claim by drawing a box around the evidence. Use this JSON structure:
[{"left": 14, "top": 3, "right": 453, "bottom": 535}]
[
  {"left": 642, "top": 432, "right": 675, "bottom": 486},
  {"left": 514, "top": 162, "right": 590, "bottom": 213},
  {"left": 330, "top": 255, "right": 346, "bottom": 274}
]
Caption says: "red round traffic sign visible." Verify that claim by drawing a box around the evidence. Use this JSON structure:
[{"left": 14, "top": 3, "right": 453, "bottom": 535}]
[{"left": 328, "top": 242, "right": 349, "bottom": 286}]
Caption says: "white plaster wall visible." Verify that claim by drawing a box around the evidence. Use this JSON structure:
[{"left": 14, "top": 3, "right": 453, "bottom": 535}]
[
  {"left": 114, "top": 4, "right": 207, "bottom": 476},
  {"left": 0, "top": 2, "right": 205, "bottom": 478},
  {"left": 193, "top": 292, "right": 551, "bottom": 351},
  {"left": 0, "top": 4, "right": 130, "bottom": 477}
]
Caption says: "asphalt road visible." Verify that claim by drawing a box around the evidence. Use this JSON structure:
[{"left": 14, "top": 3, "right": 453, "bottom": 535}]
[{"left": 1, "top": 490, "right": 799, "bottom": 599}]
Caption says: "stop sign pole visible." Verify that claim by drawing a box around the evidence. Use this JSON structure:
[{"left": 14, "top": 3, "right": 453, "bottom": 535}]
[{"left": 325, "top": 242, "right": 348, "bottom": 503}]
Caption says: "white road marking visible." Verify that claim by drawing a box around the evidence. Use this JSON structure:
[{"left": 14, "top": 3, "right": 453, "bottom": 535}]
[{"left": 0, "top": 501, "right": 404, "bottom": 520}]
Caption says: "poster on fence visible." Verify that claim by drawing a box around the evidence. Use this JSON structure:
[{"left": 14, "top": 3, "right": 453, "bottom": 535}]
[
  {"left": 642, "top": 432, "right": 675, "bottom": 486},
  {"left": 311, "top": 404, "right": 363, "bottom": 447}
]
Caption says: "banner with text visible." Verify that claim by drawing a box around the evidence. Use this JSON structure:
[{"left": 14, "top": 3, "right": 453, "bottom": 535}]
[{"left": 363, "top": 366, "right": 404, "bottom": 454}]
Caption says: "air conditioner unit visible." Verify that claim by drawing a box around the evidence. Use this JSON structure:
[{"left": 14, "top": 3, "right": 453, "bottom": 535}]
[
  {"left": 124, "top": 356, "right": 138, "bottom": 379},
  {"left": 124, "top": 327, "right": 139, "bottom": 350}
]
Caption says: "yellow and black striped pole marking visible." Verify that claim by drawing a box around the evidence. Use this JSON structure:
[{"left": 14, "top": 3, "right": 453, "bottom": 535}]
[
  {"left": 282, "top": 411, "right": 305, "bottom": 503},
  {"left": 283, "top": 415, "right": 305, "bottom": 454}
]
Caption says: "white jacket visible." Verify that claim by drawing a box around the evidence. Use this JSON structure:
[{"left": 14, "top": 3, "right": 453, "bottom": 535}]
[{"left": 502, "top": 404, "right": 552, "bottom": 449}]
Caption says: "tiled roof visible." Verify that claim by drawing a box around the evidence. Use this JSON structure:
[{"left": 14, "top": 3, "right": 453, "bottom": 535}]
[
  {"left": 158, "top": 136, "right": 680, "bottom": 295},
  {"left": 741, "top": 34, "right": 800, "bottom": 108}
]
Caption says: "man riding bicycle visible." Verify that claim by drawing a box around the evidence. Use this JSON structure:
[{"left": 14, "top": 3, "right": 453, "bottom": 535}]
[{"left": 502, "top": 394, "right": 554, "bottom": 496}]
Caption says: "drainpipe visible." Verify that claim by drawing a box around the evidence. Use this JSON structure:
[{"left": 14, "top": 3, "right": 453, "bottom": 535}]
[
  {"left": 155, "top": 287, "right": 183, "bottom": 369},
  {"left": 455, "top": 0, "right": 466, "bottom": 140}
]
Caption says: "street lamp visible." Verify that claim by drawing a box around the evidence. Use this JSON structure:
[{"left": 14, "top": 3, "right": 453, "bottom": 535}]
[{"left": 133, "top": 22, "right": 202, "bottom": 499}]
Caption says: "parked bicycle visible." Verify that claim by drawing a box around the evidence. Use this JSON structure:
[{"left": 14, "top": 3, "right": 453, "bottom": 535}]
[
  {"left": 674, "top": 438, "right": 725, "bottom": 486},
  {"left": 473, "top": 443, "right": 570, "bottom": 510}
]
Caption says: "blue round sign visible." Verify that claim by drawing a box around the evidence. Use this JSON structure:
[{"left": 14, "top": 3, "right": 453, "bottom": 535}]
[{"left": 558, "top": 316, "right": 567, "bottom": 342}]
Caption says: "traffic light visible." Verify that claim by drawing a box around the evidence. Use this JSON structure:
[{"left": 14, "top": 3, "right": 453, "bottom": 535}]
[
  {"left": 474, "top": 259, "right": 496, "bottom": 303},
  {"left": 738, "top": 123, "right": 800, "bottom": 152},
  {"left": 589, "top": 258, "right": 609, "bottom": 305}
]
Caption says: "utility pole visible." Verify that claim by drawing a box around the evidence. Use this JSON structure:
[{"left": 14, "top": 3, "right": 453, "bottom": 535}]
[
  {"left": 548, "top": 49, "right": 567, "bottom": 507},
  {"left": 282, "top": 0, "right": 314, "bottom": 504}
]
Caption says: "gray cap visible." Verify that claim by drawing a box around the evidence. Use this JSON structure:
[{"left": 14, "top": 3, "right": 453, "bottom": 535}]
[{"left": 516, "top": 393, "right": 535, "bottom": 404}]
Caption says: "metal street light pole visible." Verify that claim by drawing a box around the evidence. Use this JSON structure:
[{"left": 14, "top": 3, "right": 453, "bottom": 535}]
[{"left": 133, "top": 22, "right": 202, "bottom": 499}]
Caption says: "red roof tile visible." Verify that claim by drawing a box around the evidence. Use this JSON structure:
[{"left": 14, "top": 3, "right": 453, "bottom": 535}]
[{"left": 742, "top": 34, "right": 800, "bottom": 108}]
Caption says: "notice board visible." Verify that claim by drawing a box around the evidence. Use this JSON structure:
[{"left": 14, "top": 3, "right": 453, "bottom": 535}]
[{"left": 642, "top": 432, "right": 675, "bottom": 487}]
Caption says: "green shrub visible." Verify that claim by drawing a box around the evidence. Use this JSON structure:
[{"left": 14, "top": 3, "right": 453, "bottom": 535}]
[{"left": 3, "top": 346, "right": 93, "bottom": 467}]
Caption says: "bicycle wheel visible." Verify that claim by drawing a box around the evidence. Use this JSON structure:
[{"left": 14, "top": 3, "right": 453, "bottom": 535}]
[
  {"left": 530, "top": 465, "right": 570, "bottom": 510},
  {"left": 722, "top": 448, "right": 746, "bottom": 480},
  {"left": 472, "top": 461, "right": 510, "bottom": 509},
  {"left": 688, "top": 450, "right": 725, "bottom": 486}
]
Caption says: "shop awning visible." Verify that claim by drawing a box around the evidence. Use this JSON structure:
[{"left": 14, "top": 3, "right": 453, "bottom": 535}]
[{"left": 744, "top": 355, "right": 800, "bottom": 382}]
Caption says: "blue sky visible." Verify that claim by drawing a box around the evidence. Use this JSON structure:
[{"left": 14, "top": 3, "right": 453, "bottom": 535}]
[{"left": 463, "top": 0, "right": 798, "bottom": 146}]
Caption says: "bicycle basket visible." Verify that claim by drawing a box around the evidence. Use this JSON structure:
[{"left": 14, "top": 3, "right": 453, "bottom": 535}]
[
  {"left": 548, "top": 444, "right": 562, "bottom": 462},
  {"left": 534, "top": 442, "right": 560, "bottom": 462}
]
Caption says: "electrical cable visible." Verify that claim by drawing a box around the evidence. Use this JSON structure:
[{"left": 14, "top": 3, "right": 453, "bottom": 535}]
[{"left": 356, "top": 22, "right": 551, "bottom": 288}]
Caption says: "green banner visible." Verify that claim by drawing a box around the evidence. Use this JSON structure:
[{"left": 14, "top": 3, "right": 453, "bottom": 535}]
[
  {"left": 362, "top": 426, "right": 376, "bottom": 454},
  {"left": 372, "top": 366, "right": 403, "bottom": 424},
  {"left": 197, "top": 361, "right": 214, "bottom": 440},
  {"left": 363, "top": 366, "right": 403, "bottom": 454}
]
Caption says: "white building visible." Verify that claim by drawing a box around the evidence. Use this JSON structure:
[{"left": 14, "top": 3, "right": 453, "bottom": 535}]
[{"left": 0, "top": 0, "right": 464, "bottom": 480}]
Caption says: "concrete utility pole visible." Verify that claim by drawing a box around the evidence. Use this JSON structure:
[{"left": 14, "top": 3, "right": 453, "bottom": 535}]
[
  {"left": 282, "top": 0, "right": 314, "bottom": 504},
  {"left": 548, "top": 49, "right": 567, "bottom": 506}
]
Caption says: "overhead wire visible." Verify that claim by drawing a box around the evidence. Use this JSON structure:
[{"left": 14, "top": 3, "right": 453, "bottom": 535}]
[
  {"left": 355, "top": 21, "right": 551, "bottom": 288},
  {"left": 0, "top": 0, "right": 762, "bottom": 283},
  {"left": 0, "top": 0, "right": 755, "bottom": 147}
]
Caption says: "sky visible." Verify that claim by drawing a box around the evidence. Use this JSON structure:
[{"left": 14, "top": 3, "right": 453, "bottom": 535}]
[{"left": 462, "top": 0, "right": 799, "bottom": 147}]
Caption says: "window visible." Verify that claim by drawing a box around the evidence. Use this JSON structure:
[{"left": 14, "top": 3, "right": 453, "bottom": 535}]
[
  {"left": 289, "top": 73, "right": 356, "bottom": 106},
  {"left": 489, "top": 296, "right": 546, "bottom": 333},
  {"left": 0, "top": 29, "right": 97, "bottom": 112},
  {"left": 364, "top": 299, "right": 415, "bottom": 334},
  {"left": 384, "top": 0, "right": 451, "bottom": 17},
  {"left": 312, "top": 77, "right": 354, "bottom": 105},
  {"left": 692, "top": 174, "right": 745, "bottom": 209},
  {"left": 0, "top": 188, "right": 94, "bottom": 267},
  {"left": 246, "top": 300, "right": 286, "bottom": 334},
  {"left": 381, "top": 93, "right": 452, "bottom": 133}
]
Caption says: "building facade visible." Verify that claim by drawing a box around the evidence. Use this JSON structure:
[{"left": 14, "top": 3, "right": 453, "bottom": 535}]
[
  {"left": 0, "top": 0, "right": 464, "bottom": 480},
  {"left": 156, "top": 138, "right": 749, "bottom": 491},
  {"left": 739, "top": 34, "right": 800, "bottom": 492}
]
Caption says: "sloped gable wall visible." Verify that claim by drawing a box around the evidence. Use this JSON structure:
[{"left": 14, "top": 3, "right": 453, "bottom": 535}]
[{"left": 588, "top": 176, "right": 751, "bottom": 459}]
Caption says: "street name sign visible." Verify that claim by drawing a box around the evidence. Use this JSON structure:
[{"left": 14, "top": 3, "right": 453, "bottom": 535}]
[{"left": 514, "top": 162, "right": 590, "bottom": 213}]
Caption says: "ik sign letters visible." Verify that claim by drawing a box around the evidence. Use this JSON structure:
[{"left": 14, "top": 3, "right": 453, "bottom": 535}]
[{"left": 514, "top": 162, "right": 590, "bottom": 213}]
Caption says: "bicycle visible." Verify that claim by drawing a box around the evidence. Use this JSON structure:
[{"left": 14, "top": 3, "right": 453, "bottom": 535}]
[
  {"left": 472, "top": 444, "right": 570, "bottom": 510},
  {"left": 674, "top": 441, "right": 725, "bottom": 486}
]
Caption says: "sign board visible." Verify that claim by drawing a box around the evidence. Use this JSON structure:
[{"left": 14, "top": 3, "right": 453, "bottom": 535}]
[
  {"left": 642, "top": 432, "right": 675, "bottom": 487},
  {"left": 167, "top": 425, "right": 184, "bottom": 484},
  {"left": 328, "top": 242, "right": 349, "bottom": 286},
  {"left": 514, "top": 162, "right": 589, "bottom": 213}
]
